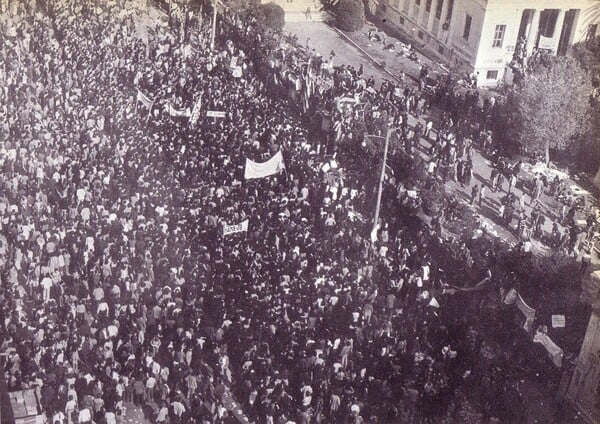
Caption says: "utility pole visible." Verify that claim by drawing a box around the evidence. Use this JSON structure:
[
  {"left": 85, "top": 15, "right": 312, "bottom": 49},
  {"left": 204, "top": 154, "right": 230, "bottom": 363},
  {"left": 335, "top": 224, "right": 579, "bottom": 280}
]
[
  {"left": 365, "top": 124, "right": 400, "bottom": 243},
  {"left": 372, "top": 127, "right": 391, "bottom": 241},
  {"left": 210, "top": 0, "right": 218, "bottom": 50}
]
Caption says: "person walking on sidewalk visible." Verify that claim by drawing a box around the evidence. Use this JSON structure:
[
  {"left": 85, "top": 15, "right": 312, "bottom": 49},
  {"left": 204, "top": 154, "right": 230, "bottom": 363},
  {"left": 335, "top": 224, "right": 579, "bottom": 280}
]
[
  {"left": 471, "top": 185, "right": 480, "bottom": 206},
  {"left": 464, "top": 160, "right": 473, "bottom": 187},
  {"left": 497, "top": 172, "right": 506, "bottom": 193},
  {"left": 508, "top": 173, "right": 517, "bottom": 194},
  {"left": 490, "top": 167, "right": 499, "bottom": 192},
  {"left": 424, "top": 120, "right": 433, "bottom": 140},
  {"left": 479, "top": 185, "right": 486, "bottom": 207}
]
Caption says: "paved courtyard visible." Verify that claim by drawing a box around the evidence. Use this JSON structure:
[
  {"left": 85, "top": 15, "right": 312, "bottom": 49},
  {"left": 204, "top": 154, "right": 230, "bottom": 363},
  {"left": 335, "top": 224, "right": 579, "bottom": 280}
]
[{"left": 285, "top": 20, "right": 384, "bottom": 83}]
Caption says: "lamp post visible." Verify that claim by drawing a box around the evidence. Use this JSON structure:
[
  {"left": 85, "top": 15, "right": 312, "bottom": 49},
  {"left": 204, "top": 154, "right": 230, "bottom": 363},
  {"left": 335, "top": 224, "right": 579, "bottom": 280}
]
[
  {"left": 364, "top": 125, "right": 401, "bottom": 242},
  {"left": 210, "top": 0, "right": 219, "bottom": 50}
]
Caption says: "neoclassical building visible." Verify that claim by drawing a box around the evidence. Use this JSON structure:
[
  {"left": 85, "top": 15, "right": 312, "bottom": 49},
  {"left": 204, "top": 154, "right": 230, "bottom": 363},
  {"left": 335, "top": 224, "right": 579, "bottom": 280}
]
[{"left": 368, "top": 0, "right": 600, "bottom": 86}]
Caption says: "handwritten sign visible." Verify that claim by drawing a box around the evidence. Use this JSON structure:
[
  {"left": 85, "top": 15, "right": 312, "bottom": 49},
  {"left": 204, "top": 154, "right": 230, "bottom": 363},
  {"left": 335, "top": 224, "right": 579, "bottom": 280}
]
[
  {"left": 551, "top": 315, "right": 565, "bottom": 328},
  {"left": 207, "top": 111, "right": 226, "bottom": 118},
  {"left": 223, "top": 219, "right": 248, "bottom": 236}
]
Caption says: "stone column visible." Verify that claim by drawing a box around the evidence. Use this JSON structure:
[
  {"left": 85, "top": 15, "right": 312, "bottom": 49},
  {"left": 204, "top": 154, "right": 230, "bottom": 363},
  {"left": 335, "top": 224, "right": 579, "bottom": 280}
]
[
  {"left": 551, "top": 9, "right": 566, "bottom": 54},
  {"left": 440, "top": 0, "right": 451, "bottom": 44},
  {"left": 526, "top": 9, "right": 541, "bottom": 54},
  {"left": 428, "top": 0, "right": 438, "bottom": 33}
]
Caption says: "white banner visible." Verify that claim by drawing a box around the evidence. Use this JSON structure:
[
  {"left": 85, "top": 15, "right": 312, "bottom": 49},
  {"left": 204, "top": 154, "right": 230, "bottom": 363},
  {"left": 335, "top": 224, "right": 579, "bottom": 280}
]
[
  {"left": 223, "top": 219, "right": 249, "bottom": 236},
  {"left": 533, "top": 330, "right": 563, "bottom": 367},
  {"left": 538, "top": 35, "right": 554, "bottom": 50},
  {"left": 168, "top": 103, "right": 191, "bottom": 118},
  {"left": 244, "top": 151, "right": 285, "bottom": 179},
  {"left": 136, "top": 89, "right": 154, "bottom": 109},
  {"left": 551, "top": 315, "right": 565, "bottom": 328},
  {"left": 207, "top": 110, "right": 226, "bottom": 118},
  {"left": 516, "top": 293, "right": 536, "bottom": 332}
]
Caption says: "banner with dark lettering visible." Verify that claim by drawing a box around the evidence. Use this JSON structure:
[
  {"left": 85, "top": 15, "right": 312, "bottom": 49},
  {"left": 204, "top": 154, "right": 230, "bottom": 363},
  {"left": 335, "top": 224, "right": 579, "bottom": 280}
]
[{"left": 223, "top": 219, "right": 249, "bottom": 236}]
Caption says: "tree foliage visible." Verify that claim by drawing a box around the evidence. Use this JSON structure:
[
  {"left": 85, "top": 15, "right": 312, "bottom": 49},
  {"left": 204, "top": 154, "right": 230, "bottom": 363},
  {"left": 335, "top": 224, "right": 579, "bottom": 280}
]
[
  {"left": 570, "top": 37, "right": 600, "bottom": 174},
  {"left": 336, "top": 0, "right": 366, "bottom": 32},
  {"left": 572, "top": 36, "right": 600, "bottom": 82},
  {"left": 510, "top": 56, "right": 592, "bottom": 163},
  {"left": 256, "top": 3, "right": 285, "bottom": 32}
]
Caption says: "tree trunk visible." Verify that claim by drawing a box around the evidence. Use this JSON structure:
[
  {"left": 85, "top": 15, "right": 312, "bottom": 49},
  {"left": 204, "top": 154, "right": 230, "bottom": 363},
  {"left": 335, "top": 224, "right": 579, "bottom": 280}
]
[{"left": 545, "top": 140, "right": 550, "bottom": 167}]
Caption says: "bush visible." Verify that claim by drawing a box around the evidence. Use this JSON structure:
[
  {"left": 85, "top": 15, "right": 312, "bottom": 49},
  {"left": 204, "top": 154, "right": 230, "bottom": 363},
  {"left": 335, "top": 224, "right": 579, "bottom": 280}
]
[
  {"left": 256, "top": 3, "right": 285, "bottom": 32},
  {"left": 336, "top": 0, "right": 366, "bottom": 32},
  {"left": 421, "top": 180, "right": 446, "bottom": 216}
]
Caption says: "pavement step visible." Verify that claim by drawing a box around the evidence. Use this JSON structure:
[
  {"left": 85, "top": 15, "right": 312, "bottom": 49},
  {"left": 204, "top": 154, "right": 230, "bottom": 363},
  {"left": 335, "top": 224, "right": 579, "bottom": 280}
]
[
  {"left": 266, "top": 0, "right": 323, "bottom": 13},
  {"left": 285, "top": 11, "right": 329, "bottom": 22}
]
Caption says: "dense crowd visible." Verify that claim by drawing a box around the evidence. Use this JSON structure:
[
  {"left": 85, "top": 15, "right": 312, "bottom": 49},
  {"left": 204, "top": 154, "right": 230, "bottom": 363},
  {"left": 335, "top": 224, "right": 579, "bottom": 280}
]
[{"left": 0, "top": 1, "right": 587, "bottom": 424}]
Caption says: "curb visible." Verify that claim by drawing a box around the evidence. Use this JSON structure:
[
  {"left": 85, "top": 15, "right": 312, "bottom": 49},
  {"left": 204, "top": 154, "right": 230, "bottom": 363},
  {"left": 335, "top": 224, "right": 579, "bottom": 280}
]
[{"left": 330, "top": 25, "right": 419, "bottom": 85}]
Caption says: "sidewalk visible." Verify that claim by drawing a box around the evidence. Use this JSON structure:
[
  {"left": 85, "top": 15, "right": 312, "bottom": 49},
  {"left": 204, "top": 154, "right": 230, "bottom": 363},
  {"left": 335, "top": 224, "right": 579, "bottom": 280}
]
[
  {"left": 335, "top": 22, "right": 445, "bottom": 84},
  {"left": 286, "top": 21, "right": 599, "bottom": 257}
]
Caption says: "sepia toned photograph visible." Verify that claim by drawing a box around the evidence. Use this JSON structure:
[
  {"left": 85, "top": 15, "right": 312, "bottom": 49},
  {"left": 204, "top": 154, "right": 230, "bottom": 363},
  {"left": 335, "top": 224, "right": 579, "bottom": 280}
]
[{"left": 1, "top": 0, "right": 600, "bottom": 423}]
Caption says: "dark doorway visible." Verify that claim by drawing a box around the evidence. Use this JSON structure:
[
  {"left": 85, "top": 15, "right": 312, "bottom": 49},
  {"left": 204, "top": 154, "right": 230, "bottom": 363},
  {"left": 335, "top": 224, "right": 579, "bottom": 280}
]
[
  {"left": 539, "top": 9, "right": 559, "bottom": 38},
  {"left": 517, "top": 9, "right": 533, "bottom": 41},
  {"left": 557, "top": 10, "right": 578, "bottom": 56}
]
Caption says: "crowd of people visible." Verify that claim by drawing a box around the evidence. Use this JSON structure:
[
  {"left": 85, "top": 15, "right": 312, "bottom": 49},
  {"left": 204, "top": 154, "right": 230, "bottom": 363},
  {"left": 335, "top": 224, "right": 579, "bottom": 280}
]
[{"left": 0, "top": 1, "right": 588, "bottom": 424}]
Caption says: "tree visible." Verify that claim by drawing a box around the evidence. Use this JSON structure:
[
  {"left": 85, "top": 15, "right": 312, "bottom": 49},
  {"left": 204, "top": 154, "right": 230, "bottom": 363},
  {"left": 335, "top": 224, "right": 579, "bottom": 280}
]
[
  {"left": 570, "top": 36, "right": 600, "bottom": 183},
  {"left": 511, "top": 56, "right": 592, "bottom": 165},
  {"left": 336, "top": 0, "right": 366, "bottom": 32},
  {"left": 572, "top": 36, "right": 600, "bottom": 81},
  {"left": 256, "top": 3, "right": 285, "bottom": 32}
]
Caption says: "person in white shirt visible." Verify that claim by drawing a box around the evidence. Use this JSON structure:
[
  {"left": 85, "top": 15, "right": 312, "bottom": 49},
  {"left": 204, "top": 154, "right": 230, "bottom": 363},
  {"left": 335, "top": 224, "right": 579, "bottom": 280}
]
[
  {"left": 53, "top": 410, "right": 66, "bottom": 424},
  {"left": 171, "top": 399, "right": 186, "bottom": 417},
  {"left": 105, "top": 410, "right": 117, "bottom": 424},
  {"left": 77, "top": 407, "right": 92, "bottom": 424},
  {"left": 145, "top": 374, "right": 157, "bottom": 401},
  {"left": 156, "top": 403, "right": 169, "bottom": 423},
  {"left": 41, "top": 275, "right": 53, "bottom": 301}
]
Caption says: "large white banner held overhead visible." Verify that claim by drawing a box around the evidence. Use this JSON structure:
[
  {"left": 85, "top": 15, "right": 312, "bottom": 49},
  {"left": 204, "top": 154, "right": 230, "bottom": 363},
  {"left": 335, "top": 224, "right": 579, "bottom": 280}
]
[{"left": 244, "top": 151, "right": 286, "bottom": 179}]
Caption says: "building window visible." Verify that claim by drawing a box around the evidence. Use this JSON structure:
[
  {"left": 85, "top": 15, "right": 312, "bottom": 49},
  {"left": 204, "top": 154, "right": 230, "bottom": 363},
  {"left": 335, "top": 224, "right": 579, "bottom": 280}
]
[
  {"left": 486, "top": 70, "right": 499, "bottom": 80},
  {"left": 463, "top": 14, "right": 472, "bottom": 41},
  {"left": 493, "top": 24, "right": 506, "bottom": 48},
  {"left": 435, "top": 0, "right": 443, "bottom": 20},
  {"left": 446, "top": 0, "right": 454, "bottom": 24},
  {"left": 425, "top": 0, "right": 432, "bottom": 13}
]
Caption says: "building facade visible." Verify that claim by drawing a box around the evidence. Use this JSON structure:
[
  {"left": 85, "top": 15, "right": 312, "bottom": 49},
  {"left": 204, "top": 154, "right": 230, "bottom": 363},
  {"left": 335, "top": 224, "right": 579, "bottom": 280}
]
[
  {"left": 566, "top": 303, "right": 600, "bottom": 424},
  {"left": 369, "top": 0, "right": 600, "bottom": 86}
]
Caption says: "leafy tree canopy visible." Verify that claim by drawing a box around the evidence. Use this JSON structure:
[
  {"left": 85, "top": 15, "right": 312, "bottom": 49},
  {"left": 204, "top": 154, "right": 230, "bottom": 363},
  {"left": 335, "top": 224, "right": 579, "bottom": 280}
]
[
  {"left": 510, "top": 56, "right": 592, "bottom": 163},
  {"left": 572, "top": 36, "right": 600, "bottom": 83},
  {"left": 336, "top": 0, "right": 366, "bottom": 32},
  {"left": 256, "top": 2, "right": 286, "bottom": 32}
]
